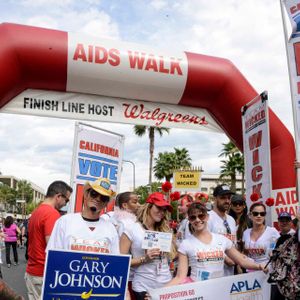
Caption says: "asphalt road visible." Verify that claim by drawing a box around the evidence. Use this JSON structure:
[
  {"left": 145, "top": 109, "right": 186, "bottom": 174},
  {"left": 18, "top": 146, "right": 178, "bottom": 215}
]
[{"left": 1, "top": 246, "right": 28, "bottom": 299}]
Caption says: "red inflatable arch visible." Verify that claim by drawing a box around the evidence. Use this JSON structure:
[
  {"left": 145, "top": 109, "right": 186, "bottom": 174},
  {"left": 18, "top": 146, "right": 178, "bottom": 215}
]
[{"left": 0, "top": 23, "right": 296, "bottom": 191}]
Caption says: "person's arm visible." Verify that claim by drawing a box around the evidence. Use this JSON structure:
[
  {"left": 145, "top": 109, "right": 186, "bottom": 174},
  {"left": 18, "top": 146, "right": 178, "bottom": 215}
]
[
  {"left": 16, "top": 226, "right": 21, "bottom": 235},
  {"left": 119, "top": 233, "right": 160, "bottom": 267},
  {"left": 45, "top": 235, "right": 51, "bottom": 244},
  {"left": 165, "top": 253, "right": 189, "bottom": 286},
  {"left": 226, "top": 247, "right": 267, "bottom": 272},
  {"left": 224, "top": 256, "right": 236, "bottom": 267}
]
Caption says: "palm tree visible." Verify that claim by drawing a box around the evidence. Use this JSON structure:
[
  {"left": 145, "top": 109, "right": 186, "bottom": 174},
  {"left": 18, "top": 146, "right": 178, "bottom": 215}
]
[
  {"left": 133, "top": 125, "right": 170, "bottom": 185},
  {"left": 154, "top": 147, "right": 192, "bottom": 181},
  {"left": 219, "top": 141, "right": 244, "bottom": 192},
  {"left": 0, "top": 183, "right": 16, "bottom": 210},
  {"left": 16, "top": 180, "right": 33, "bottom": 203},
  {"left": 153, "top": 151, "right": 175, "bottom": 181},
  {"left": 173, "top": 148, "right": 192, "bottom": 169}
]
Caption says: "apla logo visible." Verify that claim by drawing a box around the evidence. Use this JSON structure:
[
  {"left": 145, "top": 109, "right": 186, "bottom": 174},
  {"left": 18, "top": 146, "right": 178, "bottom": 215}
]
[{"left": 230, "top": 279, "right": 261, "bottom": 294}]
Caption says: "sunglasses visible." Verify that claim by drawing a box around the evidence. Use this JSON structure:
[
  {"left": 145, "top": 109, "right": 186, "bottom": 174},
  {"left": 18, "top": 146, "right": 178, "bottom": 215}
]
[
  {"left": 88, "top": 189, "right": 109, "bottom": 202},
  {"left": 223, "top": 219, "right": 231, "bottom": 234},
  {"left": 60, "top": 193, "right": 70, "bottom": 204},
  {"left": 188, "top": 213, "right": 206, "bottom": 222},
  {"left": 251, "top": 211, "right": 266, "bottom": 217},
  {"left": 232, "top": 201, "right": 244, "bottom": 207}
]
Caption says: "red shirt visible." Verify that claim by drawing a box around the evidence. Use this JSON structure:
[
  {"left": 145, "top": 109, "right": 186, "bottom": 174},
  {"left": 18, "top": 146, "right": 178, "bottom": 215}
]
[{"left": 26, "top": 203, "right": 60, "bottom": 276}]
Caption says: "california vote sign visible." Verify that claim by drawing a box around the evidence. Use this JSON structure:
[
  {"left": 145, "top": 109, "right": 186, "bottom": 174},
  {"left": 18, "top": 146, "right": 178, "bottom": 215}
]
[{"left": 42, "top": 250, "right": 131, "bottom": 300}]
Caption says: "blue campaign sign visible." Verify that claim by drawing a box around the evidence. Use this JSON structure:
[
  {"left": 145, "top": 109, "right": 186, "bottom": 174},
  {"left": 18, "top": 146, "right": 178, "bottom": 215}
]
[{"left": 42, "top": 250, "right": 131, "bottom": 300}]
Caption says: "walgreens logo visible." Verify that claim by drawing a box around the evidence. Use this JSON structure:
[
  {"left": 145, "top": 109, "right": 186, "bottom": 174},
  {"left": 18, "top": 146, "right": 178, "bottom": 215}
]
[{"left": 122, "top": 103, "right": 208, "bottom": 127}]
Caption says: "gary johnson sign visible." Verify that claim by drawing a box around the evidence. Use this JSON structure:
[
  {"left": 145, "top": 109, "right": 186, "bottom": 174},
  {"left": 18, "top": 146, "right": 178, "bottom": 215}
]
[{"left": 42, "top": 250, "right": 130, "bottom": 300}]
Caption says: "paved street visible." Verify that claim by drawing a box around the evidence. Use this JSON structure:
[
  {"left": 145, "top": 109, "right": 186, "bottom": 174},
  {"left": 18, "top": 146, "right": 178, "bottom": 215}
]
[{"left": 1, "top": 247, "right": 28, "bottom": 299}]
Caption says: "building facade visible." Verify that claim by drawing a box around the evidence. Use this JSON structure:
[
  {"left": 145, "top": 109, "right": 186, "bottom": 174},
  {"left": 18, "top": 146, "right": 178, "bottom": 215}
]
[
  {"left": 0, "top": 175, "right": 45, "bottom": 205},
  {"left": 200, "top": 173, "right": 244, "bottom": 195}
]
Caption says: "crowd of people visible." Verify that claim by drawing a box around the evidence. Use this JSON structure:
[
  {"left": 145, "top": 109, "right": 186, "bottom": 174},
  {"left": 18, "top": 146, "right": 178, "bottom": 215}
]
[{"left": 0, "top": 179, "right": 299, "bottom": 300}]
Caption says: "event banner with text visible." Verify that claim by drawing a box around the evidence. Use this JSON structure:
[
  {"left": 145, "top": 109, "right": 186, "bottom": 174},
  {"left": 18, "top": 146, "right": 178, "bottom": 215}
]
[
  {"left": 149, "top": 272, "right": 270, "bottom": 300},
  {"left": 70, "top": 123, "right": 124, "bottom": 213},
  {"left": 242, "top": 94, "right": 272, "bottom": 224},
  {"left": 1, "top": 89, "right": 223, "bottom": 132},
  {"left": 272, "top": 187, "right": 299, "bottom": 223},
  {"left": 42, "top": 250, "right": 130, "bottom": 300}
]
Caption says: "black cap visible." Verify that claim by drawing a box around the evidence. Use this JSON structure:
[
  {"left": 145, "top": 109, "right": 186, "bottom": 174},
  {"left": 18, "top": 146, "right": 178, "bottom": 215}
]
[
  {"left": 278, "top": 212, "right": 292, "bottom": 220},
  {"left": 231, "top": 194, "right": 245, "bottom": 203},
  {"left": 213, "top": 184, "right": 234, "bottom": 197}
]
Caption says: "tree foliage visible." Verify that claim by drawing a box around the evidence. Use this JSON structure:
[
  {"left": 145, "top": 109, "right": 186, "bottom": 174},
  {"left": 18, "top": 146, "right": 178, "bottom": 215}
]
[
  {"left": 16, "top": 180, "right": 33, "bottom": 203},
  {"left": 154, "top": 147, "right": 192, "bottom": 181},
  {"left": 219, "top": 141, "right": 244, "bottom": 193},
  {"left": 134, "top": 182, "right": 162, "bottom": 204},
  {"left": 133, "top": 125, "right": 170, "bottom": 185},
  {"left": 0, "top": 183, "right": 16, "bottom": 207},
  {"left": 0, "top": 180, "right": 35, "bottom": 214}
]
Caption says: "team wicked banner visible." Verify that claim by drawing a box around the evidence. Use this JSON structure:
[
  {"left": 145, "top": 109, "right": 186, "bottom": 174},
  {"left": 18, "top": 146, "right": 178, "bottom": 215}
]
[
  {"left": 0, "top": 89, "right": 223, "bottom": 132},
  {"left": 173, "top": 169, "right": 202, "bottom": 191},
  {"left": 70, "top": 122, "right": 124, "bottom": 213},
  {"left": 42, "top": 250, "right": 131, "bottom": 300},
  {"left": 149, "top": 271, "right": 270, "bottom": 300},
  {"left": 242, "top": 93, "right": 272, "bottom": 224}
]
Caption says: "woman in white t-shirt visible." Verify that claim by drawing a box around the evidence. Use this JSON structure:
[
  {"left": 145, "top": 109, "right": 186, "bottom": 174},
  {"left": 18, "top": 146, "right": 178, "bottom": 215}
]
[
  {"left": 242, "top": 202, "right": 280, "bottom": 268},
  {"left": 166, "top": 202, "right": 266, "bottom": 286},
  {"left": 120, "top": 192, "right": 175, "bottom": 300}
]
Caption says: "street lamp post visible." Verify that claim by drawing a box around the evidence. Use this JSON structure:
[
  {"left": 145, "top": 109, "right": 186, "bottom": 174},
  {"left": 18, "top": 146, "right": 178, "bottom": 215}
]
[{"left": 123, "top": 160, "right": 136, "bottom": 191}]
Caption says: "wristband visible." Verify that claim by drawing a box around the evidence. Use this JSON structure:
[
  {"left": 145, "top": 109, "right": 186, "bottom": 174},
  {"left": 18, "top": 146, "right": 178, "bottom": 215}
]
[{"left": 140, "top": 256, "right": 146, "bottom": 264}]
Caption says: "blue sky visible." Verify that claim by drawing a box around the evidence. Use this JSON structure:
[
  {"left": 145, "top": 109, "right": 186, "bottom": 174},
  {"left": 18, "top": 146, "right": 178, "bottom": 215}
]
[{"left": 0, "top": 0, "right": 294, "bottom": 192}]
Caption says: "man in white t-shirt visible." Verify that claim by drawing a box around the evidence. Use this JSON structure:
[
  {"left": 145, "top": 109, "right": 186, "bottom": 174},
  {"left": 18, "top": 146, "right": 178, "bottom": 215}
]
[
  {"left": 47, "top": 178, "right": 119, "bottom": 254},
  {"left": 208, "top": 184, "right": 236, "bottom": 276}
]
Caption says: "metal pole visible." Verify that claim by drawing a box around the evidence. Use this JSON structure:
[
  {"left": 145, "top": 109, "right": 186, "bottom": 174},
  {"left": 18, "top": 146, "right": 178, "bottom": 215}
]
[
  {"left": 123, "top": 160, "right": 136, "bottom": 190},
  {"left": 280, "top": 0, "right": 300, "bottom": 203}
]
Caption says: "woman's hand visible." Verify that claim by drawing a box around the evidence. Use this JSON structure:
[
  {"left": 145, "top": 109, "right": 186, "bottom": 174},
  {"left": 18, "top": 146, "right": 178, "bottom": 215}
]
[
  {"left": 258, "top": 263, "right": 268, "bottom": 274},
  {"left": 146, "top": 248, "right": 161, "bottom": 261}
]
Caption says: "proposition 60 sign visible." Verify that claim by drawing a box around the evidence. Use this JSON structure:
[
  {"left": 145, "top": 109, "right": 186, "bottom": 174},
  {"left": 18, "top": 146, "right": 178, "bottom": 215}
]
[{"left": 42, "top": 250, "right": 131, "bottom": 300}]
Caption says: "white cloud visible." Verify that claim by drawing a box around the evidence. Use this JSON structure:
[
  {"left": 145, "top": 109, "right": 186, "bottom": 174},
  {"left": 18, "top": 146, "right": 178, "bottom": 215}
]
[{"left": 150, "top": 0, "right": 168, "bottom": 10}]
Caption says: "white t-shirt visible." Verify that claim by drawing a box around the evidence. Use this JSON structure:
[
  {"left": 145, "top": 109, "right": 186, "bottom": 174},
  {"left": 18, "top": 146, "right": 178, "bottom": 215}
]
[
  {"left": 207, "top": 210, "right": 236, "bottom": 276},
  {"left": 242, "top": 226, "right": 280, "bottom": 265},
  {"left": 208, "top": 210, "right": 237, "bottom": 242},
  {"left": 179, "top": 233, "right": 233, "bottom": 281},
  {"left": 100, "top": 211, "right": 116, "bottom": 221},
  {"left": 47, "top": 213, "right": 120, "bottom": 254},
  {"left": 123, "top": 222, "right": 172, "bottom": 292},
  {"left": 111, "top": 210, "right": 137, "bottom": 237}
]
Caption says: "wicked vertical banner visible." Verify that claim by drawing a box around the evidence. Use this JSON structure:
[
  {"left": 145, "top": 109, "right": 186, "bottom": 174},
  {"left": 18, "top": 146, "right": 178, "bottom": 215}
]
[
  {"left": 70, "top": 122, "right": 125, "bottom": 213},
  {"left": 242, "top": 92, "right": 272, "bottom": 224}
]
